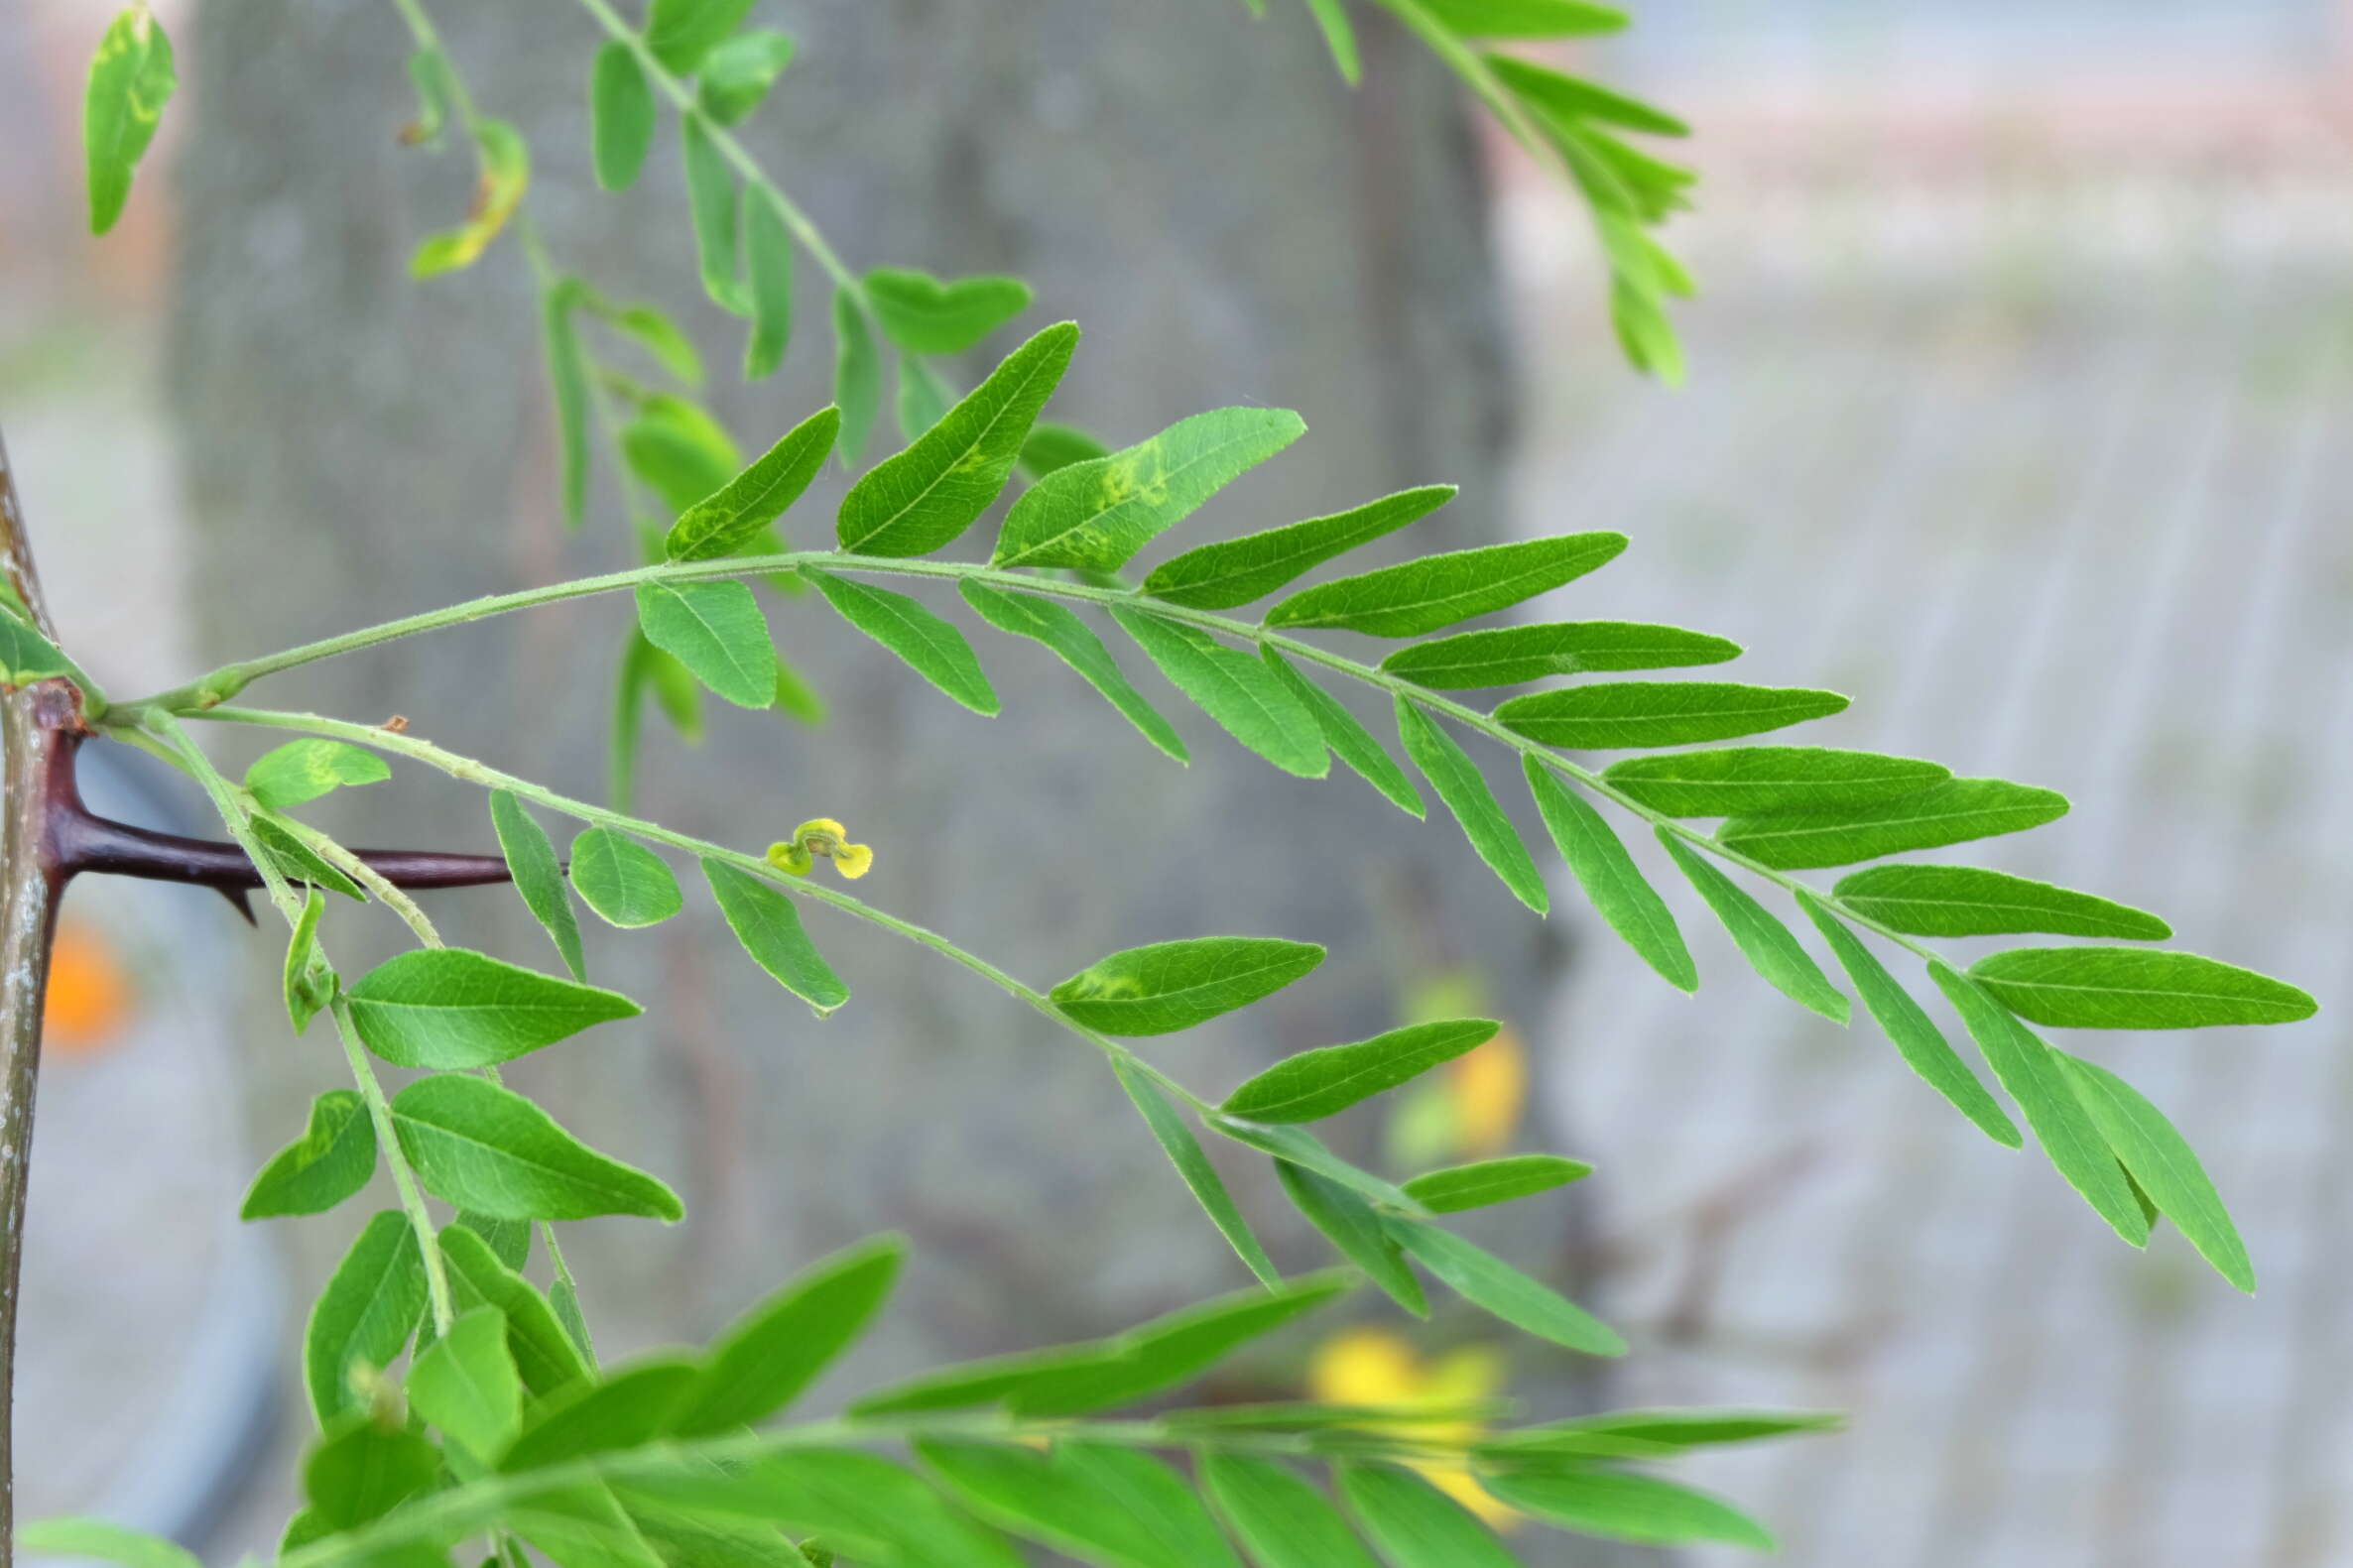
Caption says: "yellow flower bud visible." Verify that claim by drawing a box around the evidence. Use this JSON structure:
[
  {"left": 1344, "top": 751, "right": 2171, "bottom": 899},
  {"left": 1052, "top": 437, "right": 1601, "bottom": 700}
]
[
  {"left": 766, "top": 840, "right": 813, "bottom": 877},
  {"left": 771, "top": 818, "right": 874, "bottom": 880}
]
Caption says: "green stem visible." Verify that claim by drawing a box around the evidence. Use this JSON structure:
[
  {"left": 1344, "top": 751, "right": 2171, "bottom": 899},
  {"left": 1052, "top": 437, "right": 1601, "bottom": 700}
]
[{"left": 270, "top": 813, "right": 445, "bottom": 948}]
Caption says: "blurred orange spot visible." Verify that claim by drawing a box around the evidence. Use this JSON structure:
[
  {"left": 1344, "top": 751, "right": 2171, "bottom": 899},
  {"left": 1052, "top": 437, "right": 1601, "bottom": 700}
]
[
  {"left": 1307, "top": 1328, "right": 1518, "bottom": 1528},
  {"left": 45, "top": 920, "right": 134, "bottom": 1051},
  {"left": 1446, "top": 1025, "right": 1527, "bottom": 1159}
]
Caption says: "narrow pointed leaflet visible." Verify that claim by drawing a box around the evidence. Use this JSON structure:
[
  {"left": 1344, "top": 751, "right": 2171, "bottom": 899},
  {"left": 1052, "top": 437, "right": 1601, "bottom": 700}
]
[
  {"left": 345, "top": 948, "right": 640, "bottom": 1069},
  {"left": 1398, "top": 699, "right": 1548, "bottom": 911},
  {"left": 1715, "top": 778, "right": 2069, "bottom": 870},
  {"left": 1223, "top": 1019, "right": 1498, "bottom": 1122},
  {"left": 664, "top": 406, "right": 837, "bottom": 560},
  {"left": 390, "top": 1073, "right": 684, "bottom": 1222},
  {"left": 1499, "top": 681, "right": 1849, "bottom": 749},
  {"left": 864, "top": 268, "right": 1034, "bottom": 355},
  {"left": 1142, "top": 485, "right": 1456, "bottom": 610},
  {"left": 1658, "top": 832, "right": 1848, "bottom": 1023},
  {"left": 1113, "top": 607, "right": 1325, "bottom": 777},
  {"left": 1833, "top": 864, "right": 2171, "bottom": 940},
  {"left": 1050, "top": 936, "right": 1324, "bottom": 1035},
  {"left": 1382, "top": 619, "right": 1740, "bottom": 688},
  {"left": 1268, "top": 534, "right": 1627, "bottom": 637},
  {"left": 1969, "top": 946, "right": 2315, "bottom": 1029},
  {"left": 1259, "top": 646, "right": 1423, "bottom": 814},
  {"left": 960, "top": 580, "right": 1188, "bottom": 762},
  {"left": 1527, "top": 759, "right": 1694, "bottom": 989},
  {"left": 1602, "top": 746, "right": 1948, "bottom": 817},
  {"left": 805, "top": 569, "right": 998, "bottom": 714}
]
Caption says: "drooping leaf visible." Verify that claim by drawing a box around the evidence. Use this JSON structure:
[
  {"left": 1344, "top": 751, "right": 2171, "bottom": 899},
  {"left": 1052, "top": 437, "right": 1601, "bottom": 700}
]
[
  {"left": 1110, "top": 1057, "right": 1281, "bottom": 1287},
  {"left": 1335, "top": 1463, "right": 1521, "bottom": 1568},
  {"left": 1928, "top": 963, "right": 2150, "bottom": 1245},
  {"left": 959, "top": 581, "right": 1187, "bottom": 762},
  {"left": 701, "top": 859, "right": 850, "bottom": 1017},
  {"left": 921, "top": 1440, "right": 1243, "bottom": 1568},
  {"left": 897, "top": 354, "right": 954, "bottom": 440},
  {"left": 1486, "top": 54, "right": 1688, "bottom": 136},
  {"left": 83, "top": 7, "right": 177, "bottom": 235},
  {"left": 508, "top": 1486, "right": 666, "bottom": 1568},
  {"left": 624, "top": 1448, "right": 1024, "bottom": 1568},
  {"left": 543, "top": 281, "right": 593, "bottom": 531},
  {"left": 245, "top": 738, "right": 392, "bottom": 811},
  {"left": 439, "top": 1223, "right": 593, "bottom": 1398},
  {"left": 1200, "top": 1455, "right": 1383, "bottom": 1568},
  {"left": 1020, "top": 422, "right": 1111, "bottom": 477},
  {"left": 346, "top": 948, "right": 641, "bottom": 1069},
  {"left": 837, "top": 322, "right": 1078, "bottom": 555},
  {"left": 665, "top": 406, "right": 838, "bottom": 560},
  {"left": 1477, "top": 1469, "right": 1771, "bottom": 1549},
  {"left": 1969, "top": 947, "right": 2316, "bottom": 1030},
  {"left": 1602, "top": 747, "right": 1950, "bottom": 818},
  {"left": 249, "top": 815, "right": 364, "bottom": 901},
  {"left": 1715, "top": 778, "right": 2070, "bottom": 870},
  {"left": 1300, "top": 0, "right": 1361, "bottom": 81},
  {"left": 589, "top": 43, "right": 656, "bottom": 190},
  {"left": 490, "top": 790, "right": 587, "bottom": 980},
  {"left": 1382, "top": 620, "right": 1740, "bottom": 689},
  {"left": 1387, "top": 1220, "right": 1624, "bottom": 1354},
  {"left": 304, "top": 1210, "right": 427, "bottom": 1424},
  {"left": 864, "top": 268, "right": 1034, "bottom": 356},
  {"left": 1260, "top": 647, "right": 1422, "bottom": 815},
  {"left": 1277, "top": 1162, "right": 1426, "bottom": 1316},
  {"left": 0, "top": 610, "right": 75, "bottom": 688},
  {"left": 408, "top": 1305, "right": 524, "bottom": 1463},
  {"left": 502, "top": 1358, "right": 702, "bottom": 1471},
  {"left": 1049, "top": 935, "right": 1324, "bottom": 1035},
  {"left": 1397, "top": 699, "right": 1547, "bottom": 911},
  {"left": 1210, "top": 1118, "right": 1421, "bottom": 1209},
  {"left": 1401, "top": 1153, "right": 1591, "bottom": 1213},
  {"left": 455, "top": 1211, "right": 531, "bottom": 1271},
  {"left": 595, "top": 300, "right": 703, "bottom": 386},
  {"left": 831, "top": 290, "right": 882, "bottom": 466},
  {"left": 1525, "top": 759, "right": 1693, "bottom": 990},
  {"left": 1657, "top": 832, "right": 1848, "bottom": 1023},
  {"left": 1141, "top": 486, "right": 1456, "bottom": 610},
  {"left": 303, "top": 1420, "right": 439, "bottom": 1530},
  {"left": 622, "top": 396, "right": 740, "bottom": 511},
  {"left": 1497, "top": 681, "right": 1849, "bottom": 749},
  {"left": 410, "top": 121, "right": 530, "bottom": 278},
  {"left": 1488, "top": 1407, "right": 1841, "bottom": 1451},
  {"left": 670, "top": 1235, "right": 906, "bottom": 1435},
  {"left": 681, "top": 115, "right": 746, "bottom": 313},
  {"left": 550, "top": 1275, "right": 594, "bottom": 1361},
  {"left": 400, "top": 45, "right": 457, "bottom": 148},
  {"left": 741, "top": 191, "right": 794, "bottom": 380},
  {"left": 804, "top": 569, "right": 998, "bottom": 713},
  {"left": 282, "top": 884, "right": 332, "bottom": 1031},
  {"left": 17, "top": 1519, "right": 201, "bottom": 1568},
  {"left": 569, "top": 827, "right": 684, "bottom": 929},
  {"left": 1224, "top": 1020, "right": 1498, "bottom": 1122},
  {"left": 992, "top": 408, "right": 1307, "bottom": 571},
  {"left": 2055, "top": 1053, "right": 2253, "bottom": 1291},
  {"left": 1267, "top": 535, "right": 1626, "bottom": 637},
  {"left": 1111, "top": 608, "right": 1325, "bottom": 777},
  {"left": 1796, "top": 894, "right": 2020, "bottom": 1147},
  {"left": 646, "top": 0, "right": 754, "bottom": 73},
  {"left": 1832, "top": 864, "right": 2170, "bottom": 941},
  {"left": 242, "top": 1090, "right": 378, "bottom": 1220},
  {"left": 696, "top": 29, "right": 796, "bottom": 124},
  {"left": 636, "top": 580, "right": 777, "bottom": 708},
  {"left": 391, "top": 1074, "right": 684, "bottom": 1222},
  {"left": 1411, "top": 0, "right": 1627, "bottom": 36}
]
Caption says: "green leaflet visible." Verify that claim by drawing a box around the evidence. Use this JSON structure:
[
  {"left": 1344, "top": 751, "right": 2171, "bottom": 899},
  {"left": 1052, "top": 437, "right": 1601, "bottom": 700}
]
[
  {"left": 1832, "top": 864, "right": 2171, "bottom": 941},
  {"left": 1300, "top": 0, "right": 1360, "bottom": 79},
  {"left": 1381, "top": 619, "right": 1740, "bottom": 688},
  {"left": 1141, "top": 485, "right": 1456, "bottom": 610},
  {"left": 959, "top": 581, "right": 1187, "bottom": 762},
  {"left": 1260, "top": 647, "right": 1423, "bottom": 815},
  {"left": 1387, "top": 1220, "right": 1624, "bottom": 1355},
  {"left": 1486, "top": 54, "right": 1688, "bottom": 137},
  {"left": 646, "top": 0, "right": 754, "bottom": 73},
  {"left": 345, "top": 947, "right": 641, "bottom": 1069},
  {"left": 390, "top": 1074, "right": 684, "bottom": 1223},
  {"left": 304, "top": 1210, "right": 427, "bottom": 1424},
  {"left": 1603, "top": 747, "right": 1950, "bottom": 818},
  {"left": 623, "top": 396, "right": 740, "bottom": 511},
  {"left": 1928, "top": 963, "right": 2150, "bottom": 1245},
  {"left": 1019, "top": 422, "right": 1110, "bottom": 477},
  {"left": 543, "top": 282, "right": 592, "bottom": 530},
  {"left": 992, "top": 407, "right": 1307, "bottom": 571},
  {"left": 550, "top": 1275, "right": 594, "bottom": 1361},
  {"left": 832, "top": 290, "right": 881, "bottom": 466},
  {"left": 401, "top": 46, "right": 456, "bottom": 148},
  {"left": 411, "top": 120, "right": 530, "bottom": 278},
  {"left": 250, "top": 815, "right": 363, "bottom": 901},
  {"left": 702, "top": 859, "right": 851, "bottom": 1017},
  {"left": 837, "top": 322, "right": 1078, "bottom": 555},
  {"left": 1397, "top": 699, "right": 1548, "bottom": 912},
  {"left": 1111, "top": 608, "right": 1325, "bottom": 777},
  {"left": 1411, "top": 0, "right": 1628, "bottom": 36},
  {"left": 1223, "top": 1019, "right": 1499, "bottom": 1122},
  {"left": 681, "top": 114, "right": 746, "bottom": 313},
  {"left": 244, "top": 738, "right": 391, "bottom": 811},
  {"left": 696, "top": 29, "right": 796, "bottom": 125},
  {"left": 490, "top": 790, "right": 587, "bottom": 980},
  {"left": 1525, "top": 759, "right": 1694, "bottom": 990},
  {"left": 1969, "top": 946, "right": 2316, "bottom": 1030},
  {"left": 1199, "top": 1455, "right": 1382, "bottom": 1568},
  {"left": 241, "top": 1090, "right": 378, "bottom": 1220},
  {"left": 665, "top": 406, "right": 838, "bottom": 560},
  {"left": 439, "top": 1223, "right": 593, "bottom": 1398},
  {"left": 742, "top": 191, "right": 794, "bottom": 380},
  {"left": 670, "top": 1235, "right": 906, "bottom": 1435},
  {"left": 502, "top": 1358, "right": 701, "bottom": 1471},
  {"left": 805, "top": 569, "right": 998, "bottom": 714},
  {"left": 282, "top": 885, "right": 332, "bottom": 1031},
  {"left": 1488, "top": 1408, "right": 1840, "bottom": 1451},
  {"left": 408, "top": 1306, "right": 524, "bottom": 1463},
  {"left": 1401, "top": 1153, "right": 1592, "bottom": 1214},
  {"left": 1715, "top": 778, "right": 2070, "bottom": 871},
  {"left": 1335, "top": 1463, "right": 1521, "bottom": 1568},
  {"left": 589, "top": 42, "right": 656, "bottom": 190},
  {"left": 456, "top": 1210, "right": 532, "bottom": 1271},
  {"left": 0, "top": 610, "right": 75, "bottom": 688},
  {"left": 2056, "top": 1053, "right": 2253, "bottom": 1291},
  {"left": 1277, "top": 1161, "right": 1426, "bottom": 1316},
  {"left": 1049, "top": 935, "right": 1324, "bottom": 1036},
  {"left": 1267, "top": 534, "right": 1626, "bottom": 638},
  {"left": 1497, "top": 680, "right": 1850, "bottom": 749},
  {"left": 16, "top": 1519, "right": 201, "bottom": 1568},
  {"left": 597, "top": 299, "right": 703, "bottom": 386},
  {"left": 508, "top": 1485, "right": 665, "bottom": 1568},
  {"left": 570, "top": 827, "right": 684, "bottom": 929},
  {"left": 918, "top": 1440, "right": 1240, "bottom": 1568},
  {"left": 1110, "top": 1058, "right": 1281, "bottom": 1287},
  {"left": 625, "top": 1448, "right": 1024, "bottom": 1568},
  {"left": 83, "top": 7, "right": 177, "bottom": 235},
  {"left": 1796, "top": 893, "right": 2021, "bottom": 1147},
  {"left": 864, "top": 268, "right": 1034, "bottom": 356},
  {"left": 1477, "top": 1469, "right": 1772, "bottom": 1550},
  {"left": 303, "top": 1421, "right": 438, "bottom": 1530},
  {"left": 636, "top": 580, "right": 778, "bottom": 708},
  {"left": 1657, "top": 832, "right": 1848, "bottom": 1023}
]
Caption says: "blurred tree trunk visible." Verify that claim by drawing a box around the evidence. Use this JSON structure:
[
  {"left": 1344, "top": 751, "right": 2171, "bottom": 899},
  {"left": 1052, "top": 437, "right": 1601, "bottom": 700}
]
[{"left": 171, "top": 0, "right": 1601, "bottom": 1476}]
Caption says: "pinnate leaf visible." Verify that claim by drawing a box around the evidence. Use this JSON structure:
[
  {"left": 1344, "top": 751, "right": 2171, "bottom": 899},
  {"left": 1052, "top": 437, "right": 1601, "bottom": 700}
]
[
  {"left": 1268, "top": 534, "right": 1627, "bottom": 637},
  {"left": 1049, "top": 935, "right": 1324, "bottom": 1035},
  {"left": 2056, "top": 1052, "right": 2253, "bottom": 1290},
  {"left": 1497, "top": 680, "right": 1848, "bottom": 749},
  {"left": 831, "top": 289, "right": 882, "bottom": 466},
  {"left": 501, "top": 1358, "right": 701, "bottom": 1471},
  {"left": 281, "top": 885, "right": 332, "bottom": 1032},
  {"left": 346, "top": 947, "right": 641, "bottom": 1069},
  {"left": 589, "top": 43, "right": 656, "bottom": 190},
  {"left": 391, "top": 1073, "right": 684, "bottom": 1222},
  {"left": 1224, "top": 1019, "right": 1498, "bottom": 1122},
  {"left": 439, "top": 1223, "right": 592, "bottom": 1397},
  {"left": 1969, "top": 946, "right": 2316, "bottom": 1029},
  {"left": 805, "top": 569, "right": 998, "bottom": 714},
  {"left": 303, "top": 1421, "right": 438, "bottom": 1529},
  {"left": 1277, "top": 1162, "right": 1425, "bottom": 1316},
  {"left": 1335, "top": 1463, "right": 1521, "bottom": 1568},
  {"left": 696, "top": 29, "right": 796, "bottom": 124},
  {"left": 741, "top": 191, "right": 794, "bottom": 380},
  {"left": 1477, "top": 1469, "right": 1771, "bottom": 1550},
  {"left": 1603, "top": 746, "right": 1948, "bottom": 817},
  {"left": 1142, "top": 485, "right": 1455, "bottom": 610},
  {"left": 1260, "top": 647, "right": 1422, "bottom": 815},
  {"left": 1199, "top": 1455, "right": 1382, "bottom": 1568},
  {"left": 646, "top": 0, "right": 753, "bottom": 73},
  {"left": 242, "top": 1090, "right": 378, "bottom": 1220},
  {"left": 681, "top": 115, "right": 746, "bottom": 312},
  {"left": 918, "top": 1440, "right": 1240, "bottom": 1568}
]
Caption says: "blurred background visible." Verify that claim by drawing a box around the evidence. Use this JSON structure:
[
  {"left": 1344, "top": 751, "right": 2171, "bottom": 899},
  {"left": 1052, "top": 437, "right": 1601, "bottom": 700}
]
[{"left": 2, "top": 0, "right": 2349, "bottom": 1563}]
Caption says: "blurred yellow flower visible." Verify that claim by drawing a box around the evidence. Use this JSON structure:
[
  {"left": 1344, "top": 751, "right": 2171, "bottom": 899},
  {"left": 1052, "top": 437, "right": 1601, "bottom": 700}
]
[{"left": 1306, "top": 1327, "right": 1517, "bottom": 1527}]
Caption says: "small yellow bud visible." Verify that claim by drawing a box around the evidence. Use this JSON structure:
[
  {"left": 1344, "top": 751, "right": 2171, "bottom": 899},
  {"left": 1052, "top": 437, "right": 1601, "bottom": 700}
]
[
  {"left": 766, "top": 841, "right": 813, "bottom": 877},
  {"left": 771, "top": 818, "right": 874, "bottom": 881},
  {"left": 834, "top": 841, "right": 874, "bottom": 880}
]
